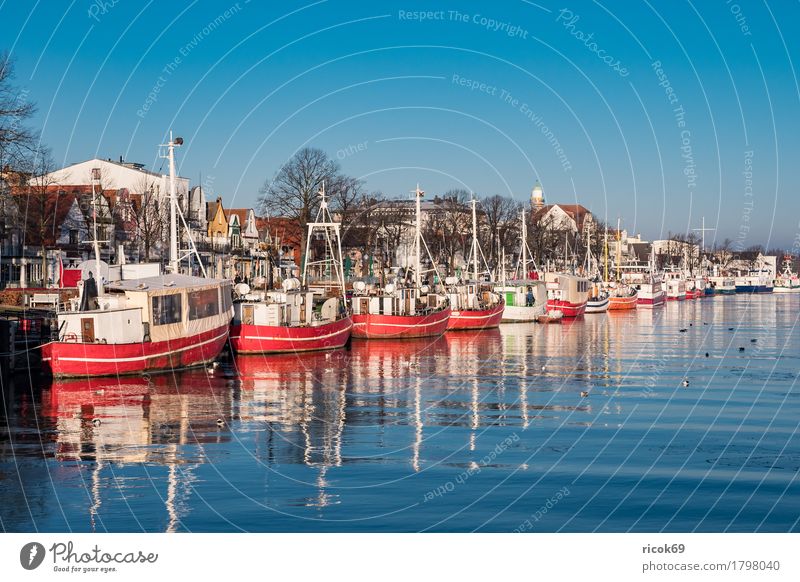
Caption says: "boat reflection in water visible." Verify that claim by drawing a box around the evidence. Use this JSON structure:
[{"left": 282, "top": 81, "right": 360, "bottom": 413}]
[
  {"left": 40, "top": 371, "right": 234, "bottom": 531},
  {"left": 3, "top": 293, "right": 798, "bottom": 532}
]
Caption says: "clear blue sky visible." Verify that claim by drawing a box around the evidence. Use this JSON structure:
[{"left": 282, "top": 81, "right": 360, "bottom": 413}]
[{"left": 2, "top": 0, "right": 799, "bottom": 248}]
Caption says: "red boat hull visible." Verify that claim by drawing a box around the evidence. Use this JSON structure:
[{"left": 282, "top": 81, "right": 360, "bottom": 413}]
[
  {"left": 608, "top": 295, "right": 638, "bottom": 310},
  {"left": 686, "top": 289, "right": 701, "bottom": 299},
  {"left": 229, "top": 317, "right": 353, "bottom": 354},
  {"left": 352, "top": 307, "right": 451, "bottom": 339},
  {"left": 40, "top": 323, "right": 230, "bottom": 378},
  {"left": 638, "top": 293, "right": 666, "bottom": 307},
  {"left": 447, "top": 303, "right": 504, "bottom": 330},
  {"left": 666, "top": 294, "right": 686, "bottom": 301},
  {"left": 546, "top": 299, "right": 586, "bottom": 318}
]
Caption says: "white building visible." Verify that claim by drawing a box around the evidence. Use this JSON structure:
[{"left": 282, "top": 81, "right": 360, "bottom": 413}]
[{"left": 33, "top": 157, "right": 190, "bottom": 208}]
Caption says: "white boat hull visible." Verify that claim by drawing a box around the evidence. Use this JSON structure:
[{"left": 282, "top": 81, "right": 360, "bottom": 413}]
[{"left": 501, "top": 304, "right": 546, "bottom": 322}]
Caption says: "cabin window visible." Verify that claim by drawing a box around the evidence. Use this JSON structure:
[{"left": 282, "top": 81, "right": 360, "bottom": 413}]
[
  {"left": 188, "top": 288, "right": 219, "bottom": 320},
  {"left": 219, "top": 285, "right": 233, "bottom": 312},
  {"left": 152, "top": 294, "right": 183, "bottom": 325}
]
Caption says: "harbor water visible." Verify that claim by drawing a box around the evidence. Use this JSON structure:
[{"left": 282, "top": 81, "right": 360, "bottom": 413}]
[{"left": 1, "top": 294, "right": 799, "bottom": 532}]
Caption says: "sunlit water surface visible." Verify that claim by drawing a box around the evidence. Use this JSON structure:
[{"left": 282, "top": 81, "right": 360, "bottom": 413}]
[{"left": 2, "top": 294, "right": 799, "bottom": 532}]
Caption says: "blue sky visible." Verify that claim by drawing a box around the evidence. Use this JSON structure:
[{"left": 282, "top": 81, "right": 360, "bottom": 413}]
[{"left": 2, "top": 0, "right": 799, "bottom": 248}]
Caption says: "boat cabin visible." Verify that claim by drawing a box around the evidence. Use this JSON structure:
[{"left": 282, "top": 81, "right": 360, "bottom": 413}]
[
  {"left": 57, "top": 274, "right": 233, "bottom": 344},
  {"left": 496, "top": 280, "right": 546, "bottom": 308},
  {"left": 351, "top": 283, "right": 447, "bottom": 317},
  {"left": 544, "top": 273, "right": 589, "bottom": 304}
]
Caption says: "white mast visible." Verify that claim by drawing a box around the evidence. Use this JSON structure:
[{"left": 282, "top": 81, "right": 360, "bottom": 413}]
[
  {"left": 520, "top": 207, "right": 527, "bottom": 279},
  {"left": 90, "top": 168, "right": 103, "bottom": 296},
  {"left": 471, "top": 197, "right": 479, "bottom": 282},
  {"left": 692, "top": 216, "right": 715, "bottom": 272},
  {"left": 166, "top": 132, "right": 183, "bottom": 274},
  {"left": 413, "top": 184, "right": 424, "bottom": 289}
]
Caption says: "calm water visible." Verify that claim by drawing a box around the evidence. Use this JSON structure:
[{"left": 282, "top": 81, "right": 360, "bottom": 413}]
[{"left": 2, "top": 294, "right": 799, "bottom": 532}]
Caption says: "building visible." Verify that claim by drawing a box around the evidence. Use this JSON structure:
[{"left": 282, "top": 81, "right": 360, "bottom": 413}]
[{"left": 529, "top": 182, "right": 594, "bottom": 233}]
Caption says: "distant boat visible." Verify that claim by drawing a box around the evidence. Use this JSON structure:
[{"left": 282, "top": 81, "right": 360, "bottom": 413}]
[
  {"left": 608, "top": 284, "right": 638, "bottom": 310},
  {"left": 773, "top": 256, "right": 800, "bottom": 294},
  {"left": 545, "top": 272, "right": 589, "bottom": 317},
  {"left": 708, "top": 276, "right": 736, "bottom": 295},
  {"left": 496, "top": 208, "right": 547, "bottom": 323},
  {"left": 351, "top": 185, "right": 451, "bottom": 339},
  {"left": 446, "top": 198, "right": 504, "bottom": 330},
  {"left": 735, "top": 273, "right": 773, "bottom": 293},
  {"left": 497, "top": 280, "right": 547, "bottom": 322},
  {"left": 230, "top": 184, "right": 352, "bottom": 354},
  {"left": 664, "top": 269, "right": 687, "bottom": 301},
  {"left": 585, "top": 283, "right": 610, "bottom": 313}
]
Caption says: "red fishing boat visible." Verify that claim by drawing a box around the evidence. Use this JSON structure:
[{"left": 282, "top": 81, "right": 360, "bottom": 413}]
[
  {"left": 41, "top": 134, "right": 232, "bottom": 378},
  {"left": 351, "top": 185, "right": 451, "bottom": 339},
  {"left": 230, "top": 184, "right": 352, "bottom": 354},
  {"left": 545, "top": 272, "right": 589, "bottom": 317},
  {"left": 41, "top": 274, "right": 232, "bottom": 377},
  {"left": 446, "top": 198, "right": 504, "bottom": 330}
]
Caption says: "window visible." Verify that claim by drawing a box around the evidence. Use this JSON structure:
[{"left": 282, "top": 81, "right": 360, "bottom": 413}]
[
  {"left": 69, "top": 229, "right": 79, "bottom": 245},
  {"left": 152, "top": 293, "right": 183, "bottom": 325},
  {"left": 220, "top": 284, "right": 232, "bottom": 312},
  {"left": 188, "top": 288, "right": 219, "bottom": 320}
]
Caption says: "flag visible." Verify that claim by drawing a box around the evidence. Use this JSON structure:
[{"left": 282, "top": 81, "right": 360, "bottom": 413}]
[{"left": 58, "top": 252, "right": 64, "bottom": 288}]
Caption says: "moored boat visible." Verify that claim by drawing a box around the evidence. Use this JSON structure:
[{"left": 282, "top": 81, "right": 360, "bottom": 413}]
[
  {"left": 773, "top": 256, "right": 800, "bottom": 293},
  {"left": 230, "top": 185, "right": 352, "bottom": 354},
  {"left": 545, "top": 272, "right": 589, "bottom": 317},
  {"left": 351, "top": 185, "right": 450, "bottom": 339},
  {"left": 708, "top": 276, "right": 736, "bottom": 295},
  {"left": 621, "top": 269, "right": 665, "bottom": 308},
  {"left": 446, "top": 198, "right": 504, "bottom": 330},
  {"left": 607, "top": 284, "right": 638, "bottom": 310},
  {"left": 585, "top": 283, "right": 609, "bottom": 313},
  {"left": 664, "top": 270, "right": 687, "bottom": 301},
  {"left": 41, "top": 134, "right": 232, "bottom": 378},
  {"left": 497, "top": 280, "right": 547, "bottom": 322}
]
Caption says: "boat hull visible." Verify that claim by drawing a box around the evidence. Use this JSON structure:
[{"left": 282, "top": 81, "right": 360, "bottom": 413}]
[
  {"left": 608, "top": 294, "right": 638, "bottom": 310},
  {"left": 585, "top": 297, "right": 610, "bottom": 313},
  {"left": 447, "top": 303, "right": 504, "bottom": 330},
  {"left": 229, "top": 316, "right": 353, "bottom": 354},
  {"left": 773, "top": 286, "right": 800, "bottom": 293},
  {"left": 501, "top": 304, "right": 546, "bottom": 322},
  {"left": 352, "top": 307, "right": 451, "bottom": 339},
  {"left": 41, "top": 323, "right": 230, "bottom": 378},
  {"left": 736, "top": 285, "right": 773, "bottom": 294},
  {"left": 546, "top": 299, "right": 586, "bottom": 318},
  {"left": 637, "top": 292, "right": 666, "bottom": 308}
]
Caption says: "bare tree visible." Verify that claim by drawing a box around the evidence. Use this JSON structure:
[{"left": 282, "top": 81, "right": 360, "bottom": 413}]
[
  {"left": 132, "top": 174, "right": 166, "bottom": 261},
  {"left": 19, "top": 149, "right": 59, "bottom": 285},
  {"left": 479, "top": 194, "right": 520, "bottom": 273},
  {"left": 258, "top": 148, "right": 341, "bottom": 261},
  {"left": 0, "top": 53, "right": 37, "bottom": 173}
]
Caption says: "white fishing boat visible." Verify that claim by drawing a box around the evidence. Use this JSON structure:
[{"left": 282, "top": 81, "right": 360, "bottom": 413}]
[
  {"left": 774, "top": 256, "right": 800, "bottom": 293},
  {"left": 496, "top": 207, "right": 547, "bottom": 322}
]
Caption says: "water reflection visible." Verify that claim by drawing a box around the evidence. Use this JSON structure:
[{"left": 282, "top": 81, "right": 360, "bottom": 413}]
[{"left": 1, "top": 295, "right": 798, "bottom": 531}]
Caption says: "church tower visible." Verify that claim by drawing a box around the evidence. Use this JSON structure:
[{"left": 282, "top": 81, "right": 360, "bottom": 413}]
[{"left": 531, "top": 181, "right": 544, "bottom": 210}]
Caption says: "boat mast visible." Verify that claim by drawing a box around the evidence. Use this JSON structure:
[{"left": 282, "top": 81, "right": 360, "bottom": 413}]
[
  {"left": 520, "top": 207, "right": 527, "bottom": 279},
  {"left": 616, "top": 217, "right": 622, "bottom": 282},
  {"left": 603, "top": 227, "right": 608, "bottom": 283},
  {"left": 166, "top": 132, "right": 182, "bottom": 274},
  {"left": 90, "top": 168, "right": 103, "bottom": 296},
  {"left": 413, "top": 184, "right": 424, "bottom": 289},
  {"left": 471, "top": 197, "right": 479, "bottom": 282}
]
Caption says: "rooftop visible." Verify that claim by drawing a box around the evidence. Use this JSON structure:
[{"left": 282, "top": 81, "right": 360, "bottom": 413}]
[{"left": 107, "top": 273, "right": 226, "bottom": 292}]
